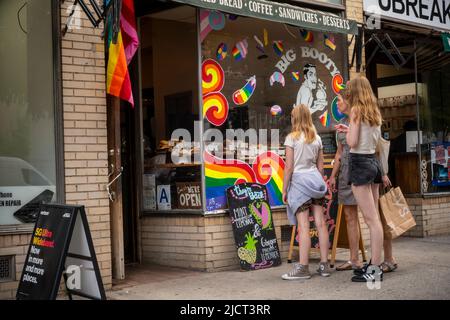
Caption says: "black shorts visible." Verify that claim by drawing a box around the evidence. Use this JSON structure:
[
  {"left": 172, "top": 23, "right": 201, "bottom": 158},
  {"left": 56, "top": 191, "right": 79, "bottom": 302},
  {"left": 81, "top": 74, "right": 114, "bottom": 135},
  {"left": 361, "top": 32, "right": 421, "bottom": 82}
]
[{"left": 348, "top": 153, "right": 382, "bottom": 186}]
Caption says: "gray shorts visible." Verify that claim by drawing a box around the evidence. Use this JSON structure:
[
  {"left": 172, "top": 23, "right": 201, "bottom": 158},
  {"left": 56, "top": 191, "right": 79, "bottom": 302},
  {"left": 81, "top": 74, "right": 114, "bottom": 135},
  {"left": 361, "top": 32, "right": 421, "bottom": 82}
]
[{"left": 348, "top": 153, "right": 382, "bottom": 186}]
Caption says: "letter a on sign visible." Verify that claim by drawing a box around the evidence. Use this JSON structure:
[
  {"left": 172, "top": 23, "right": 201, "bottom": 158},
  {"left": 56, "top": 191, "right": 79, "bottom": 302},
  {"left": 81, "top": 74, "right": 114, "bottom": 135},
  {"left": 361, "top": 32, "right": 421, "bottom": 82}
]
[{"left": 157, "top": 185, "right": 171, "bottom": 210}]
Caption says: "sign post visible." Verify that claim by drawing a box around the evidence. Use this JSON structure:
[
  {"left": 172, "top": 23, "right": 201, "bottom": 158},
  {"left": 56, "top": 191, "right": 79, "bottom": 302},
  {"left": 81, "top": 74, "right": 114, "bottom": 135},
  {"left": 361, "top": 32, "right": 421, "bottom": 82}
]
[{"left": 16, "top": 204, "right": 106, "bottom": 300}]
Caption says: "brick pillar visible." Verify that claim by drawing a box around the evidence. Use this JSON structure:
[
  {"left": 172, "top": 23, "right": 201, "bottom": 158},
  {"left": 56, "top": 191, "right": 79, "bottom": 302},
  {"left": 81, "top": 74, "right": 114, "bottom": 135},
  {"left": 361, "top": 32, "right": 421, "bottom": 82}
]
[{"left": 60, "top": 1, "right": 112, "bottom": 289}]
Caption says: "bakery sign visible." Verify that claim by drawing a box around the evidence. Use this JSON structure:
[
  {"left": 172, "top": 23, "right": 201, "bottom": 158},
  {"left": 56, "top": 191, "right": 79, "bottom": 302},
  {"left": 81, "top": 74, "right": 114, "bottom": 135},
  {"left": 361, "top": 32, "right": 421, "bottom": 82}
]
[
  {"left": 176, "top": 182, "right": 202, "bottom": 209},
  {"left": 364, "top": 0, "right": 450, "bottom": 32}
]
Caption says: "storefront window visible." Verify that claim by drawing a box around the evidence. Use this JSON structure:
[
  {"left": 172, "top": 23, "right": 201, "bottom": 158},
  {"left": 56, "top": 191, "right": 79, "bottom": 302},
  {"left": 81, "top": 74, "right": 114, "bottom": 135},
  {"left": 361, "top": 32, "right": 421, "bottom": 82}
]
[
  {"left": 0, "top": 0, "right": 57, "bottom": 226},
  {"left": 140, "top": 7, "right": 202, "bottom": 212},
  {"left": 201, "top": 12, "right": 346, "bottom": 211},
  {"left": 419, "top": 64, "right": 450, "bottom": 194}
]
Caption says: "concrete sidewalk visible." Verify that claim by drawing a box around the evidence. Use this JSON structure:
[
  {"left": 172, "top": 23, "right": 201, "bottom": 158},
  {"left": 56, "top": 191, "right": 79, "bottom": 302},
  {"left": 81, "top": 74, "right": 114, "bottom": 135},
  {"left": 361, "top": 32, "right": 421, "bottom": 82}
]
[{"left": 108, "top": 235, "right": 450, "bottom": 300}]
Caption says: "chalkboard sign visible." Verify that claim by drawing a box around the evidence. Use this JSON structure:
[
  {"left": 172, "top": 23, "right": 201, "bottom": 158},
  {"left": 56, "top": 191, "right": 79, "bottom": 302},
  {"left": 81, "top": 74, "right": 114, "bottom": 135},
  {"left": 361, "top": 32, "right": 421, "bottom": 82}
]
[
  {"left": 319, "top": 132, "right": 338, "bottom": 155},
  {"left": 16, "top": 204, "right": 105, "bottom": 300},
  {"left": 226, "top": 183, "right": 281, "bottom": 271}
]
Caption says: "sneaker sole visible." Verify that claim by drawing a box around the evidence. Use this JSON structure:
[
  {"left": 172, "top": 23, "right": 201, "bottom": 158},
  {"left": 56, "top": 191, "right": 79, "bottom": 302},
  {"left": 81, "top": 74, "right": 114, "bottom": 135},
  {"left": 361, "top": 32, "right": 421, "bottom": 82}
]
[
  {"left": 281, "top": 275, "right": 311, "bottom": 280},
  {"left": 318, "top": 273, "right": 331, "bottom": 277}
]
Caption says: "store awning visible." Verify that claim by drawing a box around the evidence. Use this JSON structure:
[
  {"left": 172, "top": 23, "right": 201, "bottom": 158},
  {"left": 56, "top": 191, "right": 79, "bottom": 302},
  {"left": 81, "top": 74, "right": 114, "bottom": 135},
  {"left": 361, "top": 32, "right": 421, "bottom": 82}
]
[{"left": 170, "top": 0, "right": 358, "bottom": 35}]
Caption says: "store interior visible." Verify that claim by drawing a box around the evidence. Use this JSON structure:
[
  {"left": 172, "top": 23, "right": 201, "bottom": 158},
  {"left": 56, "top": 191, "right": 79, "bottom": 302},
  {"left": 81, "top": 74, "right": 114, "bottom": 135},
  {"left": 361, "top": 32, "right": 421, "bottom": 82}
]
[{"left": 365, "top": 24, "right": 450, "bottom": 194}]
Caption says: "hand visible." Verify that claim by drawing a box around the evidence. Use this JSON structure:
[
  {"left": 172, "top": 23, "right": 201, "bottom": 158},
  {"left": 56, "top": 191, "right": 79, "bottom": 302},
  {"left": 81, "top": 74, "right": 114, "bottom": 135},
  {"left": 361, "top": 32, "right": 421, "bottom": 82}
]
[
  {"left": 334, "top": 124, "right": 349, "bottom": 133},
  {"left": 329, "top": 176, "right": 337, "bottom": 192},
  {"left": 382, "top": 175, "right": 392, "bottom": 188},
  {"left": 282, "top": 191, "right": 288, "bottom": 204}
]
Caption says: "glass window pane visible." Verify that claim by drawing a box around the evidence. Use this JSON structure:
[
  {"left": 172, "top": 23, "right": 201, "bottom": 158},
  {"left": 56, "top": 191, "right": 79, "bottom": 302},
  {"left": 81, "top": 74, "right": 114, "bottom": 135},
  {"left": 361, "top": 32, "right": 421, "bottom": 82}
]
[
  {"left": 201, "top": 13, "right": 346, "bottom": 211},
  {"left": 420, "top": 64, "right": 450, "bottom": 193},
  {"left": 0, "top": 0, "right": 56, "bottom": 225}
]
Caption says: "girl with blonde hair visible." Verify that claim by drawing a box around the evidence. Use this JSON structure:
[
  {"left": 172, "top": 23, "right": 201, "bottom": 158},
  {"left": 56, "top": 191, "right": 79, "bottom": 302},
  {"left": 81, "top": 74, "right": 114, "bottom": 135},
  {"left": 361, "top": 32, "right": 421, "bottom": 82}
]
[
  {"left": 335, "top": 75, "right": 386, "bottom": 282},
  {"left": 281, "top": 104, "right": 330, "bottom": 280}
]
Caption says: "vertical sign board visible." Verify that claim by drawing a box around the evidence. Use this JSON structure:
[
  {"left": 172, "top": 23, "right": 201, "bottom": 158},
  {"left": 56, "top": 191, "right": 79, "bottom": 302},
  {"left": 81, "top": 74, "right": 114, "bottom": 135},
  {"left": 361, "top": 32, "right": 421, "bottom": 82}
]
[
  {"left": 16, "top": 204, "right": 105, "bottom": 300},
  {"left": 226, "top": 183, "right": 281, "bottom": 271}
]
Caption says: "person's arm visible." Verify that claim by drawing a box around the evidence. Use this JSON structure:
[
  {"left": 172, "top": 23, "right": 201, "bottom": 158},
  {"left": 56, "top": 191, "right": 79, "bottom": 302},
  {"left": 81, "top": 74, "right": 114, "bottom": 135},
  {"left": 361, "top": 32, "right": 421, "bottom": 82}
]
[
  {"left": 282, "top": 146, "right": 294, "bottom": 204},
  {"left": 329, "top": 142, "right": 343, "bottom": 191},
  {"left": 317, "top": 149, "right": 324, "bottom": 177},
  {"left": 346, "top": 108, "right": 360, "bottom": 149}
]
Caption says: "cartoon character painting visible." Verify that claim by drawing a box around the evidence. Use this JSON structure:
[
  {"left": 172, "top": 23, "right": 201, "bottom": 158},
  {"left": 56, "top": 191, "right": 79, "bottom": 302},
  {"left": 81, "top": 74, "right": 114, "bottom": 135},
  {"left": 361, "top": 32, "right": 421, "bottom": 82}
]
[{"left": 295, "top": 63, "right": 327, "bottom": 114}]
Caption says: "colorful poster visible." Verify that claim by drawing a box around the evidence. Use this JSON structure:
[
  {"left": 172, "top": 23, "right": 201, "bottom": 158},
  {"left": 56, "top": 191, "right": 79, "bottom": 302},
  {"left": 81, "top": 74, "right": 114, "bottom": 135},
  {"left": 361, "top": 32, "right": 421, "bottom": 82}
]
[{"left": 226, "top": 183, "right": 282, "bottom": 271}]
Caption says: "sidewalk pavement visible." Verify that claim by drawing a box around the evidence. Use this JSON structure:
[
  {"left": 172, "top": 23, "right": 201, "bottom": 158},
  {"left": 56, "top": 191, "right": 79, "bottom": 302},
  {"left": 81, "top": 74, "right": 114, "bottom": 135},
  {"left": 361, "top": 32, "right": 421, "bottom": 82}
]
[{"left": 108, "top": 235, "right": 450, "bottom": 300}]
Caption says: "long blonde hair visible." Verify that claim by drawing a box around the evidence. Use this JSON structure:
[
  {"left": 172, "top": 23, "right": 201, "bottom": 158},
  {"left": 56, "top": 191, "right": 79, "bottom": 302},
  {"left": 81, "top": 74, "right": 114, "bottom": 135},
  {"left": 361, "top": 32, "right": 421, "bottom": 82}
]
[
  {"left": 290, "top": 104, "right": 317, "bottom": 144},
  {"left": 345, "top": 76, "right": 382, "bottom": 126}
]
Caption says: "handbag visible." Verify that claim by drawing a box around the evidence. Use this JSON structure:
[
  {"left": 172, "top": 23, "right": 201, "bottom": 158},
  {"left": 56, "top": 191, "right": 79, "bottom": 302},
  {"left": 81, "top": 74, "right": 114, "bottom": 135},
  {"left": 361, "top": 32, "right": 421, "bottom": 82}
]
[{"left": 379, "top": 187, "right": 416, "bottom": 239}]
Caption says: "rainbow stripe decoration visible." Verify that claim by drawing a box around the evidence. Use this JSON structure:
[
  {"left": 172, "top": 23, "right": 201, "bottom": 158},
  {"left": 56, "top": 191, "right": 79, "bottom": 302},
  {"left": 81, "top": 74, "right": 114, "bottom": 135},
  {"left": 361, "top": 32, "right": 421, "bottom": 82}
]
[
  {"left": 291, "top": 72, "right": 300, "bottom": 82},
  {"left": 319, "top": 110, "right": 330, "bottom": 127},
  {"left": 216, "top": 43, "right": 227, "bottom": 61},
  {"left": 202, "top": 59, "right": 228, "bottom": 126},
  {"left": 273, "top": 41, "right": 284, "bottom": 56},
  {"left": 232, "top": 76, "right": 256, "bottom": 105},
  {"left": 331, "top": 96, "right": 346, "bottom": 122},
  {"left": 300, "top": 29, "right": 314, "bottom": 42},
  {"left": 204, "top": 151, "right": 285, "bottom": 211},
  {"left": 324, "top": 34, "right": 336, "bottom": 51},
  {"left": 332, "top": 73, "right": 346, "bottom": 94},
  {"left": 232, "top": 39, "right": 248, "bottom": 61},
  {"left": 269, "top": 71, "right": 285, "bottom": 87}
]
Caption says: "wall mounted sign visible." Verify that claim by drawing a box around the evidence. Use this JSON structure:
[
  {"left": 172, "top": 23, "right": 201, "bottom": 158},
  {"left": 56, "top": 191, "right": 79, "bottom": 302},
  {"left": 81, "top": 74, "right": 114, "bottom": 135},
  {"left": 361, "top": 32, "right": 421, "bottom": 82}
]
[
  {"left": 364, "top": 0, "right": 450, "bottom": 32},
  {"left": 172, "top": 0, "right": 358, "bottom": 35}
]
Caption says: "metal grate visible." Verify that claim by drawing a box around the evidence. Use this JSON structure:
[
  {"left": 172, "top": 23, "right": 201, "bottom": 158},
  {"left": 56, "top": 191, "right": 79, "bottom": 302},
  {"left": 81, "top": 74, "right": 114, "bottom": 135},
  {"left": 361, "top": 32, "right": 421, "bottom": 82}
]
[{"left": 0, "top": 256, "right": 14, "bottom": 282}]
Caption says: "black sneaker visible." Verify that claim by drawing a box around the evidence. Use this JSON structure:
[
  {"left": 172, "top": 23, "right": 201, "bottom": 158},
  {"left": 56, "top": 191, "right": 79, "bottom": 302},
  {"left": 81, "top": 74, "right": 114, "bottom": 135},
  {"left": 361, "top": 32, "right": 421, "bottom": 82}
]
[
  {"left": 351, "top": 265, "right": 383, "bottom": 282},
  {"left": 353, "top": 260, "right": 371, "bottom": 276}
]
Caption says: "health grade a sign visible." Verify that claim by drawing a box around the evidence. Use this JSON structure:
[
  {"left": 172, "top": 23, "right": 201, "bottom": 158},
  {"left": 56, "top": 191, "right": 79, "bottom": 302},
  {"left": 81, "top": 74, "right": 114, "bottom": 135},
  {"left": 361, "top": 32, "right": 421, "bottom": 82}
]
[{"left": 364, "top": 0, "right": 450, "bottom": 32}]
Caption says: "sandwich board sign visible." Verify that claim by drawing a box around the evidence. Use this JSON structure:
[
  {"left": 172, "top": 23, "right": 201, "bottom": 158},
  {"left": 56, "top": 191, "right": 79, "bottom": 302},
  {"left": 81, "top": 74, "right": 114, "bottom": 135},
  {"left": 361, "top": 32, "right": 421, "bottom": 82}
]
[
  {"left": 226, "top": 183, "right": 281, "bottom": 271},
  {"left": 16, "top": 204, "right": 106, "bottom": 300}
]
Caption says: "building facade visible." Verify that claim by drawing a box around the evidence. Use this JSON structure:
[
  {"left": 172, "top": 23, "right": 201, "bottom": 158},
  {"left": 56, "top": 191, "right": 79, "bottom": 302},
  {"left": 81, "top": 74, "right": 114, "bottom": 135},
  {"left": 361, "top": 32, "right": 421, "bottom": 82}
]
[{"left": 0, "top": 0, "right": 449, "bottom": 299}]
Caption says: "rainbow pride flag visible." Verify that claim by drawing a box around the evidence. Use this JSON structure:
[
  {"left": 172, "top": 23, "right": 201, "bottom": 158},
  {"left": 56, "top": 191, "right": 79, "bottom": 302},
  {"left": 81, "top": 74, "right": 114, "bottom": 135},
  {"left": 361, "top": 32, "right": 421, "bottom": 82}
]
[
  {"left": 324, "top": 34, "right": 336, "bottom": 51},
  {"left": 300, "top": 29, "right": 313, "bottom": 42},
  {"left": 319, "top": 110, "right": 330, "bottom": 127},
  {"left": 273, "top": 41, "right": 284, "bottom": 56},
  {"left": 106, "top": 0, "right": 139, "bottom": 107}
]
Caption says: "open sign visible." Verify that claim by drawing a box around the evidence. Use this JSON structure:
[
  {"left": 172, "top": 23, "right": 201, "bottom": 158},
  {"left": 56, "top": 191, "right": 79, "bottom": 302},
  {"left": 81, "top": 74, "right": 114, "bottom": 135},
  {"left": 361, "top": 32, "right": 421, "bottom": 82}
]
[{"left": 176, "top": 182, "right": 202, "bottom": 209}]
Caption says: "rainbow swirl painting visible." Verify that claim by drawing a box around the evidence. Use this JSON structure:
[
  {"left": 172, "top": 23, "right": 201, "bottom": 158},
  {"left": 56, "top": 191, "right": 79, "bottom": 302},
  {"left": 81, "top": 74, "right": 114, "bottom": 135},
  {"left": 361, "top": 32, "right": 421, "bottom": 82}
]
[
  {"left": 331, "top": 96, "right": 346, "bottom": 122},
  {"left": 252, "top": 152, "right": 285, "bottom": 206},
  {"left": 324, "top": 34, "right": 336, "bottom": 51},
  {"left": 205, "top": 151, "right": 285, "bottom": 211}
]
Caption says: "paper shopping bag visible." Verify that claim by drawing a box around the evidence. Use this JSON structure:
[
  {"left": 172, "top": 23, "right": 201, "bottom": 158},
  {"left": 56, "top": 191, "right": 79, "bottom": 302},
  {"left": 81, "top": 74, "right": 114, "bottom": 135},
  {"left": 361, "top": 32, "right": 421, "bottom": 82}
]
[{"left": 379, "top": 187, "right": 416, "bottom": 239}]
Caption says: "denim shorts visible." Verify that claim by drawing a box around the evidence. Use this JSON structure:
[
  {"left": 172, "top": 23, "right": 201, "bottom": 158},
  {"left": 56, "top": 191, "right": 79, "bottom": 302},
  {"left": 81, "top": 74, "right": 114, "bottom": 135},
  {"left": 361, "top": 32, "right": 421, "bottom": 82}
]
[{"left": 348, "top": 153, "right": 382, "bottom": 186}]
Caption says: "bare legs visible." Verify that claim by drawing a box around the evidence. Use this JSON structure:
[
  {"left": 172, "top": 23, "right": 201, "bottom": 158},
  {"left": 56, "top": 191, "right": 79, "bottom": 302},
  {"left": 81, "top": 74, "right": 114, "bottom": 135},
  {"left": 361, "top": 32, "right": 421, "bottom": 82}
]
[
  {"left": 297, "top": 205, "right": 329, "bottom": 265},
  {"left": 343, "top": 205, "right": 362, "bottom": 266},
  {"left": 351, "top": 184, "right": 384, "bottom": 265},
  {"left": 312, "top": 204, "right": 329, "bottom": 263}
]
